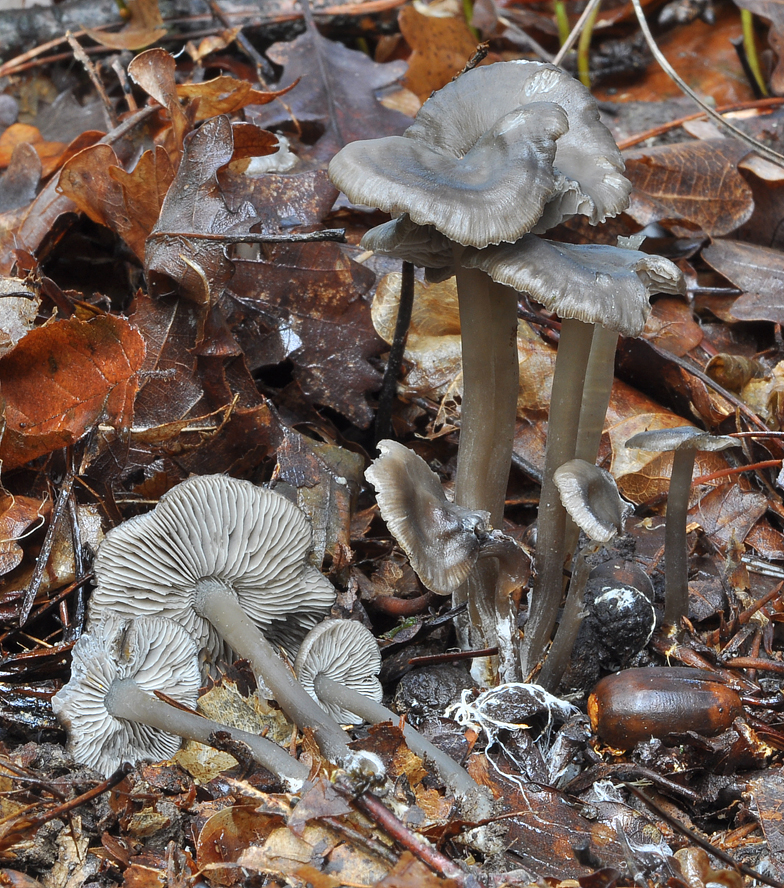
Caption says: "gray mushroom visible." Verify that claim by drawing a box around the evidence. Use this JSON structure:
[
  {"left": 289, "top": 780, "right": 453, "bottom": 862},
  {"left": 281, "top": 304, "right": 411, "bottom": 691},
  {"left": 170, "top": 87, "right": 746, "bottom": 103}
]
[
  {"left": 462, "top": 235, "right": 683, "bottom": 675},
  {"left": 537, "top": 460, "right": 631, "bottom": 691},
  {"left": 52, "top": 616, "right": 310, "bottom": 789},
  {"left": 365, "top": 440, "right": 528, "bottom": 684},
  {"left": 625, "top": 427, "right": 740, "bottom": 628},
  {"left": 88, "top": 474, "right": 362, "bottom": 768},
  {"left": 294, "top": 620, "right": 485, "bottom": 803}
]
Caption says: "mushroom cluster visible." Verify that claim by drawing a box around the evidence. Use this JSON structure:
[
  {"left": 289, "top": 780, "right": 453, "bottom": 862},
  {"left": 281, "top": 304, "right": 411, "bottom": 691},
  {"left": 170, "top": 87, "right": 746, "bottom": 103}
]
[{"left": 330, "top": 59, "right": 684, "bottom": 680}]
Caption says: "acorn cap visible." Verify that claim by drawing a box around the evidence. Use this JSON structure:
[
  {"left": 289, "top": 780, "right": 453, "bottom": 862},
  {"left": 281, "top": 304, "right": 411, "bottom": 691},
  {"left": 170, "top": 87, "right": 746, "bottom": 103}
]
[
  {"left": 365, "top": 440, "right": 491, "bottom": 594},
  {"left": 625, "top": 427, "right": 740, "bottom": 453},
  {"left": 462, "top": 236, "right": 685, "bottom": 337},
  {"left": 294, "top": 620, "right": 382, "bottom": 725},
  {"left": 553, "top": 459, "right": 631, "bottom": 543},
  {"left": 52, "top": 616, "right": 201, "bottom": 776},
  {"left": 329, "top": 61, "right": 631, "bottom": 249},
  {"left": 89, "top": 475, "right": 336, "bottom": 666}
]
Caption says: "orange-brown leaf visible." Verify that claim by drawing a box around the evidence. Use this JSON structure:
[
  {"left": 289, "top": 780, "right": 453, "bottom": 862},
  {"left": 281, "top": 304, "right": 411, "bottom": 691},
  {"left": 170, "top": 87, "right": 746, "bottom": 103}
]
[
  {"left": 84, "top": 0, "right": 166, "bottom": 50},
  {"left": 0, "top": 315, "right": 145, "bottom": 469}
]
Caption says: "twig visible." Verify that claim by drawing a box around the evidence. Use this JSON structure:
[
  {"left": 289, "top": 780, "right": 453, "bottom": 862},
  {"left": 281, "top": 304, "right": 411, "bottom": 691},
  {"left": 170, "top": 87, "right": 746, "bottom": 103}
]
[
  {"left": 628, "top": 0, "right": 784, "bottom": 167},
  {"left": 375, "top": 261, "right": 414, "bottom": 445},
  {"left": 19, "top": 470, "right": 75, "bottom": 627},
  {"left": 692, "top": 459, "right": 781, "bottom": 485},
  {"left": 725, "top": 656, "right": 784, "bottom": 674},
  {"left": 204, "top": 0, "right": 275, "bottom": 82},
  {"left": 625, "top": 783, "right": 784, "bottom": 888},
  {"left": 145, "top": 229, "right": 346, "bottom": 244},
  {"left": 66, "top": 31, "right": 118, "bottom": 128},
  {"left": 552, "top": 0, "right": 603, "bottom": 66},
  {"left": 408, "top": 647, "right": 499, "bottom": 667}
]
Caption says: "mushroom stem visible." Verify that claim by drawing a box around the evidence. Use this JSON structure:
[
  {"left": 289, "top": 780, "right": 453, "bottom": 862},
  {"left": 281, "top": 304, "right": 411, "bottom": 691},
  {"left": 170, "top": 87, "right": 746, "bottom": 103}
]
[
  {"left": 537, "top": 541, "right": 601, "bottom": 692},
  {"left": 194, "top": 577, "right": 354, "bottom": 764},
  {"left": 453, "top": 267, "right": 519, "bottom": 526},
  {"left": 312, "top": 674, "right": 479, "bottom": 798},
  {"left": 104, "top": 678, "right": 309, "bottom": 790},
  {"left": 664, "top": 447, "right": 697, "bottom": 627},
  {"left": 522, "top": 317, "right": 594, "bottom": 676}
]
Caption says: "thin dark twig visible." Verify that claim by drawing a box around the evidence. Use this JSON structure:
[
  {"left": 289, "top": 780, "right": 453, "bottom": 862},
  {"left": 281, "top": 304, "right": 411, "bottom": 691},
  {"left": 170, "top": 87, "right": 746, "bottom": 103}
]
[
  {"left": 375, "top": 261, "right": 415, "bottom": 445},
  {"left": 145, "top": 229, "right": 346, "bottom": 244},
  {"left": 408, "top": 647, "right": 499, "bottom": 667},
  {"left": 625, "top": 783, "right": 784, "bottom": 888},
  {"left": 19, "top": 470, "right": 75, "bottom": 627}
]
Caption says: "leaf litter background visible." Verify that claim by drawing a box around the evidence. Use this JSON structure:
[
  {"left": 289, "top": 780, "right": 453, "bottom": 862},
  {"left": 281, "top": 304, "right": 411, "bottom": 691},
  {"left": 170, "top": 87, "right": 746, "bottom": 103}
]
[{"left": 3, "top": 0, "right": 784, "bottom": 885}]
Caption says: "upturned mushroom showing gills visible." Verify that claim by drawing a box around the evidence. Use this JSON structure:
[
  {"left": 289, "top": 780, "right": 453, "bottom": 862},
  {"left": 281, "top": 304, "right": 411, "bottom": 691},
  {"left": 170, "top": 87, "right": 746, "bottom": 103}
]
[
  {"left": 52, "top": 616, "right": 310, "bottom": 789},
  {"left": 624, "top": 428, "right": 739, "bottom": 629},
  {"left": 537, "top": 459, "right": 631, "bottom": 691},
  {"left": 88, "top": 474, "right": 360, "bottom": 768},
  {"left": 295, "top": 620, "right": 485, "bottom": 803},
  {"left": 463, "top": 234, "right": 683, "bottom": 675},
  {"left": 366, "top": 440, "right": 528, "bottom": 683}
]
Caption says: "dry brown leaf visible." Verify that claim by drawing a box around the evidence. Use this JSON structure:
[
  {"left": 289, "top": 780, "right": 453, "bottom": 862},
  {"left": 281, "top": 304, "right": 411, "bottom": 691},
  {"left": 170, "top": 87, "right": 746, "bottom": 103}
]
[
  {"left": 624, "top": 139, "right": 754, "bottom": 236},
  {"left": 0, "top": 495, "right": 43, "bottom": 576},
  {"left": 128, "top": 49, "right": 189, "bottom": 151},
  {"left": 177, "top": 76, "right": 291, "bottom": 120},
  {"left": 0, "top": 314, "right": 145, "bottom": 469},
  {"left": 83, "top": 0, "right": 166, "bottom": 49},
  {"left": 0, "top": 124, "right": 66, "bottom": 178}
]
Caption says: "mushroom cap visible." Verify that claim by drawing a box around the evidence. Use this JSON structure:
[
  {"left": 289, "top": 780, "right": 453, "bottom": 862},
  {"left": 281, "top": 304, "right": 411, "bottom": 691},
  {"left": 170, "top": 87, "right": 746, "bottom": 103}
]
[
  {"left": 365, "top": 440, "right": 491, "bottom": 594},
  {"left": 52, "top": 616, "right": 201, "bottom": 777},
  {"left": 361, "top": 215, "right": 455, "bottom": 282},
  {"left": 625, "top": 427, "right": 740, "bottom": 453},
  {"left": 89, "top": 475, "right": 336, "bottom": 665},
  {"left": 294, "top": 620, "right": 382, "bottom": 725},
  {"left": 462, "top": 236, "right": 685, "bottom": 337},
  {"left": 553, "top": 459, "right": 631, "bottom": 543},
  {"left": 329, "top": 61, "right": 630, "bottom": 249}
]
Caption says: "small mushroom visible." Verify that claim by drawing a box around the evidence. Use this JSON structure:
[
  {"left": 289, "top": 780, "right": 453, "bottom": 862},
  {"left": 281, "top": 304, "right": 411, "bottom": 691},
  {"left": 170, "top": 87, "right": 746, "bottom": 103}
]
[
  {"left": 624, "top": 427, "right": 740, "bottom": 628},
  {"left": 537, "top": 460, "right": 631, "bottom": 691},
  {"left": 462, "top": 234, "right": 683, "bottom": 675},
  {"left": 52, "top": 616, "right": 309, "bottom": 789},
  {"left": 295, "top": 620, "right": 485, "bottom": 803},
  {"left": 366, "top": 440, "right": 528, "bottom": 683},
  {"left": 89, "top": 474, "right": 361, "bottom": 768}
]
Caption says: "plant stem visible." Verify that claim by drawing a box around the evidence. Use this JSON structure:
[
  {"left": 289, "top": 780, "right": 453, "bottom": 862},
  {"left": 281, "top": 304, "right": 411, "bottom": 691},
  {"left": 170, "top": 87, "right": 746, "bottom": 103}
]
[
  {"left": 521, "top": 318, "right": 593, "bottom": 677},
  {"left": 664, "top": 448, "right": 696, "bottom": 627},
  {"left": 195, "top": 577, "right": 353, "bottom": 765},
  {"left": 105, "top": 679, "right": 309, "bottom": 790},
  {"left": 577, "top": 0, "right": 601, "bottom": 87}
]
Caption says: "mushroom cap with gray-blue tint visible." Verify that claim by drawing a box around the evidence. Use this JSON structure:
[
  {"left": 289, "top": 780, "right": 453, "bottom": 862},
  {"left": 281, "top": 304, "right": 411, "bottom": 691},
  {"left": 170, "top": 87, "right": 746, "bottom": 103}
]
[
  {"left": 294, "top": 620, "right": 382, "bottom": 725},
  {"left": 366, "top": 440, "right": 491, "bottom": 594},
  {"left": 89, "top": 475, "right": 336, "bottom": 666},
  {"left": 462, "top": 236, "right": 685, "bottom": 338},
  {"left": 361, "top": 215, "right": 455, "bottom": 282},
  {"left": 329, "top": 61, "right": 631, "bottom": 250},
  {"left": 625, "top": 427, "right": 740, "bottom": 453},
  {"left": 553, "top": 459, "right": 631, "bottom": 543},
  {"left": 52, "top": 616, "right": 201, "bottom": 777}
]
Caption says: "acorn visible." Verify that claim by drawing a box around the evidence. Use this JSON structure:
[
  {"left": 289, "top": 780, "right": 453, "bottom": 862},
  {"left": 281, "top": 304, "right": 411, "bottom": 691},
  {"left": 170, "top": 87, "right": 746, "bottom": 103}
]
[{"left": 588, "top": 667, "right": 744, "bottom": 749}]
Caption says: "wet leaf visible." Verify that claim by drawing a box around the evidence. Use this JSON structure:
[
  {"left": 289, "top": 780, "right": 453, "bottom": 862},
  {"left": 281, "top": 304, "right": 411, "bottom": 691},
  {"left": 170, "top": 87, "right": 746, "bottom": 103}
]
[
  {"left": 145, "top": 116, "right": 256, "bottom": 302},
  {"left": 84, "top": 0, "right": 167, "bottom": 50},
  {"left": 399, "top": 5, "right": 482, "bottom": 101},
  {"left": 251, "top": 30, "right": 410, "bottom": 158},
  {"left": 703, "top": 239, "right": 784, "bottom": 322},
  {"left": 0, "top": 142, "right": 40, "bottom": 213},
  {"left": 693, "top": 483, "right": 767, "bottom": 552},
  {"left": 624, "top": 140, "right": 754, "bottom": 236},
  {"left": 642, "top": 296, "right": 704, "bottom": 356},
  {"left": 0, "top": 495, "right": 43, "bottom": 576},
  {"left": 0, "top": 314, "right": 145, "bottom": 469},
  {"left": 128, "top": 49, "right": 189, "bottom": 151}
]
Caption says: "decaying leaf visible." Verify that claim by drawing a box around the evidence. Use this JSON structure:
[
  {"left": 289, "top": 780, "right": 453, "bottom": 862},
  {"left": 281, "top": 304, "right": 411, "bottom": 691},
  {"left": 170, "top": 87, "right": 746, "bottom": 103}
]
[
  {"left": 703, "top": 239, "right": 784, "bottom": 322},
  {"left": 0, "top": 314, "right": 145, "bottom": 469},
  {"left": 624, "top": 140, "right": 754, "bottom": 236},
  {"left": 83, "top": 0, "right": 167, "bottom": 50},
  {"left": 0, "top": 494, "right": 43, "bottom": 576}
]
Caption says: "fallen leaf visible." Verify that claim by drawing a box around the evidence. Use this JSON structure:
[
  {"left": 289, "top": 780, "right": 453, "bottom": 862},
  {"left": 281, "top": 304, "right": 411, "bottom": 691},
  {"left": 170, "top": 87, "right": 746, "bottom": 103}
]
[
  {"left": 399, "top": 5, "right": 482, "bottom": 101},
  {"left": 0, "top": 142, "right": 40, "bottom": 213},
  {"left": 128, "top": 48, "right": 189, "bottom": 151},
  {"left": 0, "top": 124, "right": 65, "bottom": 177},
  {"left": 250, "top": 29, "right": 410, "bottom": 158},
  {"left": 177, "top": 75, "right": 291, "bottom": 120},
  {"left": 0, "top": 314, "right": 145, "bottom": 469},
  {"left": 624, "top": 139, "right": 754, "bottom": 236},
  {"left": 84, "top": 0, "right": 167, "bottom": 49},
  {"left": 642, "top": 296, "right": 704, "bottom": 356},
  {"left": 0, "top": 495, "right": 43, "bottom": 576},
  {"left": 703, "top": 239, "right": 784, "bottom": 322}
]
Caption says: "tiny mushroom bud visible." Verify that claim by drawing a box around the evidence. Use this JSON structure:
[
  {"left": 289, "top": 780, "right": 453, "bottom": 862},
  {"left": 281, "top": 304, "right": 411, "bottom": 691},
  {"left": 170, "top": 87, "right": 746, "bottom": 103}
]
[
  {"left": 52, "top": 616, "right": 310, "bottom": 789},
  {"left": 538, "top": 460, "right": 631, "bottom": 692},
  {"left": 588, "top": 667, "right": 743, "bottom": 749},
  {"left": 88, "top": 474, "right": 360, "bottom": 768},
  {"left": 295, "top": 620, "right": 486, "bottom": 804},
  {"left": 624, "top": 427, "right": 740, "bottom": 628}
]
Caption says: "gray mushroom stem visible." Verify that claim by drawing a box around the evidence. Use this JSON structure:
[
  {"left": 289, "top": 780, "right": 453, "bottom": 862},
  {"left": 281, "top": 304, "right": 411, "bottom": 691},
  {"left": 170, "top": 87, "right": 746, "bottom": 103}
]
[
  {"left": 521, "top": 317, "right": 594, "bottom": 675},
  {"left": 104, "top": 678, "right": 309, "bottom": 790},
  {"left": 194, "top": 577, "right": 354, "bottom": 765},
  {"left": 312, "top": 674, "right": 479, "bottom": 798},
  {"left": 453, "top": 265, "right": 520, "bottom": 527},
  {"left": 663, "top": 448, "right": 696, "bottom": 627}
]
